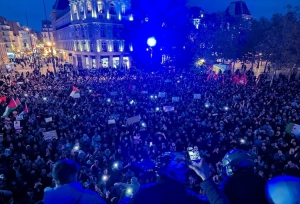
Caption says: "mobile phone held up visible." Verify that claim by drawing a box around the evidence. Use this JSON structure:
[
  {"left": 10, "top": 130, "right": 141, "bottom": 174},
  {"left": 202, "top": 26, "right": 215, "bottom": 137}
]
[{"left": 187, "top": 146, "right": 201, "bottom": 164}]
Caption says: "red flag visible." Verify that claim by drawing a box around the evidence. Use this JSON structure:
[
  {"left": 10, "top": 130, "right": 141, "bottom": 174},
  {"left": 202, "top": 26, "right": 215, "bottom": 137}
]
[
  {"left": 15, "top": 98, "right": 21, "bottom": 106},
  {"left": 238, "top": 74, "right": 248, "bottom": 85},
  {"left": 206, "top": 73, "right": 213, "bottom": 81},
  {"left": 72, "top": 86, "right": 79, "bottom": 92},
  {"left": 233, "top": 75, "right": 240, "bottom": 83},
  {"left": 24, "top": 103, "right": 28, "bottom": 113},
  {"left": 213, "top": 73, "right": 219, "bottom": 80},
  {"left": 0, "top": 97, "right": 6, "bottom": 103}
]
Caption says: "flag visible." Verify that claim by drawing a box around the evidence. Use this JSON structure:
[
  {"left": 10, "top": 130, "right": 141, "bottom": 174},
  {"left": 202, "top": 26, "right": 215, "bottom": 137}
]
[
  {"left": 213, "top": 73, "right": 219, "bottom": 80},
  {"left": 238, "top": 74, "right": 248, "bottom": 85},
  {"left": 15, "top": 98, "right": 21, "bottom": 106},
  {"left": 1, "top": 99, "right": 17, "bottom": 118},
  {"left": 0, "top": 97, "right": 6, "bottom": 103},
  {"left": 70, "top": 86, "right": 80, "bottom": 98},
  {"left": 285, "top": 123, "right": 300, "bottom": 137},
  {"left": 232, "top": 74, "right": 240, "bottom": 83}
]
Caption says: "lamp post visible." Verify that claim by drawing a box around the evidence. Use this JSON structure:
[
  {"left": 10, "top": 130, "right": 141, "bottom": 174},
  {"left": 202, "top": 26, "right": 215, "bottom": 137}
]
[{"left": 42, "top": 0, "right": 57, "bottom": 76}]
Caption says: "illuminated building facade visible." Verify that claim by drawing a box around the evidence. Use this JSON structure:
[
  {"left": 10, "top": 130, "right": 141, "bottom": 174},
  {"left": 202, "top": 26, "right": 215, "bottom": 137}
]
[{"left": 51, "top": 0, "right": 132, "bottom": 68}]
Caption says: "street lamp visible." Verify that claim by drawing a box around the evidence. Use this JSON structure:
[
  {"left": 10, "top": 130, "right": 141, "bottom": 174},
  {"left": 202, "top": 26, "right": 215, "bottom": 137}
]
[{"left": 42, "top": 0, "right": 57, "bottom": 77}]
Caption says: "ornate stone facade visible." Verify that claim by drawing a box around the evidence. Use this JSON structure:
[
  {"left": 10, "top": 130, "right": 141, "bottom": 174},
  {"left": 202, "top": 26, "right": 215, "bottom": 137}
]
[{"left": 51, "top": 0, "right": 131, "bottom": 68}]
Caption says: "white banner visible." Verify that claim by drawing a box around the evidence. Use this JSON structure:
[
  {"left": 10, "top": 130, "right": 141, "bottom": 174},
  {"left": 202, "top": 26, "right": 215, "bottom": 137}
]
[
  {"left": 108, "top": 119, "right": 116, "bottom": 124},
  {"left": 43, "top": 130, "right": 58, "bottom": 141},
  {"left": 45, "top": 117, "right": 53, "bottom": 123}
]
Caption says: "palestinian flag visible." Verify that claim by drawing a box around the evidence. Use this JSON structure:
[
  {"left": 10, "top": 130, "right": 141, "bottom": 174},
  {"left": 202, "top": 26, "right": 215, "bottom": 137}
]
[
  {"left": 1, "top": 99, "right": 17, "bottom": 118},
  {"left": 286, "top": 123, "right": 300, "bottom": 137},
  {"left": 70, "top": 87, "right": 80, "bottom": 98},
  {"left": 15, "top": 98, "right": 21, "bottom": 106}
]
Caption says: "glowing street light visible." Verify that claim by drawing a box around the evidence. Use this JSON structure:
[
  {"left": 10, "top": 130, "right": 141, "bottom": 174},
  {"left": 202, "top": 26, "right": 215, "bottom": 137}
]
[{"left": 147, "top": 37, "right": 157, "bottom": 47}]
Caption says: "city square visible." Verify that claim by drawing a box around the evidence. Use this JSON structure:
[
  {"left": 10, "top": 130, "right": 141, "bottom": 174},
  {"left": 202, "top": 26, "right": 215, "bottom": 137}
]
[{"left": 0, "top": 0, "right": 300, "bottom": 204}]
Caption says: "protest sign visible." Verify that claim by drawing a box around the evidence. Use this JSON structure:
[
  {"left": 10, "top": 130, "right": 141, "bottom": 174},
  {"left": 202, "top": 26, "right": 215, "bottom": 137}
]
[
  {"left": 141, "top": 91, "right": 148, "bottom": 94},
  {"left": 172, "top": 97, "right": 180, "bottom": 102},
  {"left": 194, "top": 94, "right": 201, "bottom": 99},
  {"left": 126, "top": 115, "right": 140, "bottom": 126},
  {"left": 14, "top": 121, "right": 21, "bottom": 129},
  {"left": 165, "top": 79, "right": 172, "bottom": 83},
  {"left": 43, "top": 130, "right": 58, "bottom": 141},
  {"left": 45, "top": 117, "right": 53, "bottom": 123},
  {"left": 108, "top": 119, "right": 116, "bottom": 125},
  {"left": 158, "top": 92, "right": 166, "bottom": 98},
  {"left": 16, "top": 115, "right": 24, "bottom": 121},
  {"left": 163, "top": 106, "right": 175, "bottom": 112}
]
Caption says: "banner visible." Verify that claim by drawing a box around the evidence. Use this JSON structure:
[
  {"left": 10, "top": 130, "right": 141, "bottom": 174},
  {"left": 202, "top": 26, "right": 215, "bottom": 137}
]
[
  {"left": 16, "top": 115, "right": 24, "bottom": 121},
  {"left": 163, "top": 106, "right": 175, "bottom": 112},
  {"left": 126, "top": 115, "right": 140, "bottom": 126},
  {"left": 172, "top": 97, "right": 180, "bottom": 102},
  {"left": 43, "top": 130, "right": 58, "bottom": 141},
  {"left": 14, "top": 121, "right": 21, "bottom": 129},
  {"left": 158, "top": 92, "right": 166, "bottom": 98},
  {"left": 108, "top": 119, "right": 116, "bottom": 125},
  {"left": 194, "top": 94, "right": 201, "bottom": 99},
  {"left": 45, "top": 117, "right": 53, "bottom": 123},
  {"left": 110, "top": 91, "right": 118, "bottom": 96}
]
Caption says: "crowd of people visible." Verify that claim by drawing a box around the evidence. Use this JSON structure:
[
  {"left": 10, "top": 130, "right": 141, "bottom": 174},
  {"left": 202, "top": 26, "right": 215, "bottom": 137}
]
[{"left": 0, "top": 61, "right": 300, "bottom": 204}]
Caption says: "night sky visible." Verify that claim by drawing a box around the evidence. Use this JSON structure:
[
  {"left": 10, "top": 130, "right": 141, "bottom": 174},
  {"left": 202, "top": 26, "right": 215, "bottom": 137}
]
[{"left": 0, "top": 0, "right": 299, "bottom": 31}]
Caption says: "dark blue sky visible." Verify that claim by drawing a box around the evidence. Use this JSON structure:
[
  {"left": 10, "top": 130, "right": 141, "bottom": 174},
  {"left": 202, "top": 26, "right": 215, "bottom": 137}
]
[{"left": 0, "top": 0, "right": 299, "bottom": 31}]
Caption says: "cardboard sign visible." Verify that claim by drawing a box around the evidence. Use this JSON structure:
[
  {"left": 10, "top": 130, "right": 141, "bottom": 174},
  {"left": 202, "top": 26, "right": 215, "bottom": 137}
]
[
  {"left": 43, "top": 130, "right": 58, "bottom": 141},
  {"left": 126, "top": 115, "right": 141, "bottom": 126},
  {"left": 108, "top": 119, "right": 116, "bottom": 124},
  {"left": 194, "top": 94, "right": 201, "bottom": 99},
  {"left": 163, "top": 106, "right": 175, "bottom": 112},
  {"left": 172, "top": 97, "right": 180, "bottom": 102},
  {"left": 14, "top": 121, "right": 21, "bottom": 129},
  {"left": 158, "top": 92, "right": 166, "bottom": 98},
  {"left": 45, "top": 117, "right": 53, "bottom": 123}
]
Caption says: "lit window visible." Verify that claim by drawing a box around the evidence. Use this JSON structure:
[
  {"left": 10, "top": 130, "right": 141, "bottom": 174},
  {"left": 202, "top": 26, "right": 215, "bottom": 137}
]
[
  {"left": 113, "top": 41, "right": 118, "bottom": 52},
  {"left": 80, "top": 3, "right": 84, "bottom": 13},
  {"left": 73, "top": 5, "right": 77, "bottom": 14},
  {"left": 100, "top": 27, "right": 106, "bottom": 37},
  {"left": 101, "top": 42, "right": 107, "bottom": 52},
  {"left": 87, "top": 1, "right": 92, "bottom": 13},
  {"left": 121, "top": 5, "right": 126, "bottom": 14},
  {"left": 97, "top": 1, "right": 104, "bottom": 13}
]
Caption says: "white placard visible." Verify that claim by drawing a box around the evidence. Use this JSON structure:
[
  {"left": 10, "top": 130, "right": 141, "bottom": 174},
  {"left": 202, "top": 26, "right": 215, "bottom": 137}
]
[
  {"left": 158, "top": 92, "right": 166, "bottom": 98},
  {"left": 172, "top": 97, "right": 180, "bottom": 102},
  {"left": 45, "top": 117, "right": 53, "bottom": 123},
  {"left": 43, "top": 130, "right": 58, "bottom": 141},
  {"left": 14, "top": 121, "right": 21, "bottom": 129},
  {"left": 108, "top": 119, "right": 116, "bottom": 124}
]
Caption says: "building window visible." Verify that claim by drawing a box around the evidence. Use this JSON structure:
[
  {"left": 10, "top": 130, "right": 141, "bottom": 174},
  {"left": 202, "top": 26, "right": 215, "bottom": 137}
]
[
  {"left": 100, "top": 27, "right": 106, "bottom": 37},
  {"left": 113, "top": 41, "right": 119, "bottom": 52},
  {"left": 87, "top": 1, "right": 92, "bottom": 13},
  {"left": 109, "top": 3, "right": 116, "bottom": 14},
  {"left": 101, "top": 42, "right": 107, "bottom": 52},
  {"left": 112, "top": 27, "right": 118, "bottom": 37},
  {"left": 80, "top": 3, "right": 84, "bottom": 14},
  {"left": 73, "top": 4, "right": 77, "bottom": 15},
  {"left": 97, "top": 1, "right": 104, "bottom": 13},
  {"left": 121, "top": 4, "right": 126, "bottom": 14}
]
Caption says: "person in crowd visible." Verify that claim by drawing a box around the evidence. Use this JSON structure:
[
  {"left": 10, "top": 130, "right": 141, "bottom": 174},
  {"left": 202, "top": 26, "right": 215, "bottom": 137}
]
[
  {"left": 43, "top": 159, "right": 106, "bottom": 204},
  {"left": 220, "top": 149, "right": 268, "bottom": 204}
]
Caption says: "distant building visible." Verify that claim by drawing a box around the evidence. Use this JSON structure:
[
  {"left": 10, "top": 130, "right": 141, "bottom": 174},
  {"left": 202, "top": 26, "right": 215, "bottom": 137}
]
[
  {"left": 189, "top": 7, "right": 205, "bottom": 29},
  {"left": 51, "top": 0, "right": 132, "bottom": 68},
  {"left": 0, "top": 25, "right": 9, "bottom": 67},
  {"left": 41, "top": 20, "right": 53, "bottom": 43},
  {"left": 225, "top": 1, "right": 252, "bottom": 19}
]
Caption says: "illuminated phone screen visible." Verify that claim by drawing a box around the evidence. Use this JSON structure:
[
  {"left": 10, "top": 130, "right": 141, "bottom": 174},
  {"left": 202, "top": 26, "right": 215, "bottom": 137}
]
[{"left": 187, "top": 147, "right": 201, "bottom": 161}]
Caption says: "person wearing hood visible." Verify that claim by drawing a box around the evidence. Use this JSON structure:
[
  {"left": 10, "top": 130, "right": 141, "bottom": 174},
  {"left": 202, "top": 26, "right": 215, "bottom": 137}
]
[{"left": 43, "top": 159, "right": 106, "bottom": 204}]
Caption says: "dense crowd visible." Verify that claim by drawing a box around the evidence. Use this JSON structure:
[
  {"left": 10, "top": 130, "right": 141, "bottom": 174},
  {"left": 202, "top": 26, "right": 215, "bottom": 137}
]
[{"left": 0, "top": 62, "right": 300, "bottom": 204}]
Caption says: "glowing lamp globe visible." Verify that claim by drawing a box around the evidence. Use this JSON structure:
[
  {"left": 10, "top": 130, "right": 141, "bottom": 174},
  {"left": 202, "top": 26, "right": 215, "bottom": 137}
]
[{"left": 147, "top": 37, "right": 157, "bottom": 47}]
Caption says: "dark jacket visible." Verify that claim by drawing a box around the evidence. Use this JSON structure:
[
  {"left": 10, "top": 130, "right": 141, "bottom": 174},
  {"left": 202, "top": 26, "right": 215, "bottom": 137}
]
[
  {"left": 220, "top": 171, "right": 268, "bottom": 204},
  {"left": 130, "top": 178, "right": 203, "bottom": 204},
  {"left": 200, "top": 178, "right": 231, "bottom": 204}
]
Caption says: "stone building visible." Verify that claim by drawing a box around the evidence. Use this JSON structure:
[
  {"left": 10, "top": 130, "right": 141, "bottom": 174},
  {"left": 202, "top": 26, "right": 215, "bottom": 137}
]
[{"left": 51, "top": 0, "right": 132, "bottom": 68}]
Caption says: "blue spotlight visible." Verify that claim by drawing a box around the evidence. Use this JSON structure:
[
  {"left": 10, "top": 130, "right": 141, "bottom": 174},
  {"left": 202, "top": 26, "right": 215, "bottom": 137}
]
[{"left": 147, "top": 37, "right": 157, "bottom": 47}]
